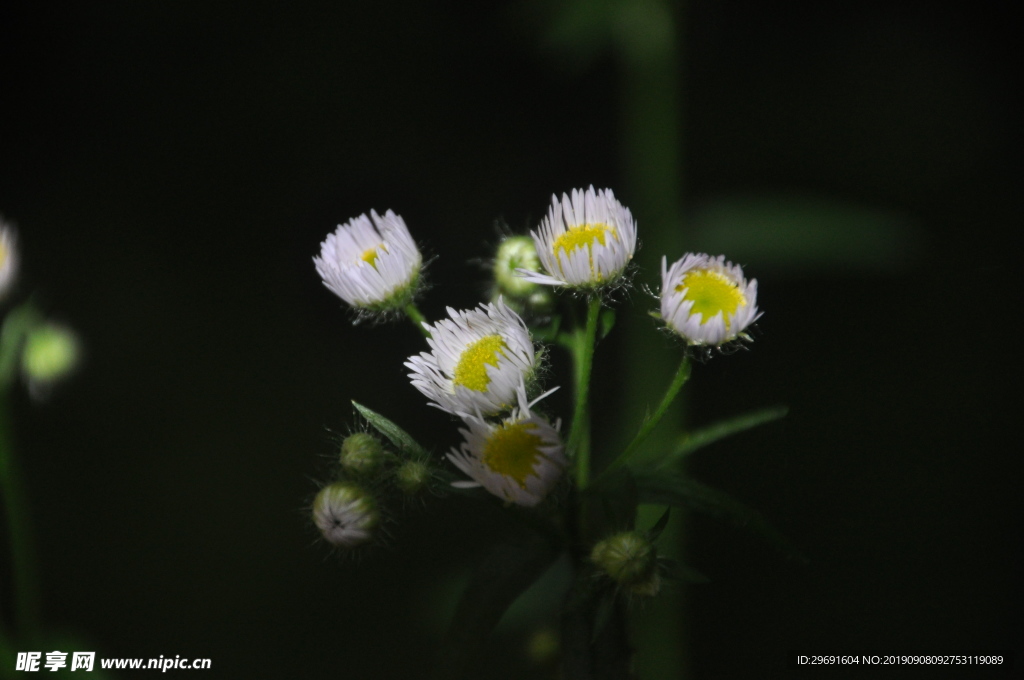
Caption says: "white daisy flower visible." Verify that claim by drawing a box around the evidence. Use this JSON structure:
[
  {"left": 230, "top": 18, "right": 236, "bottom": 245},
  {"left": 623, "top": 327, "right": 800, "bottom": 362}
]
[
  {"left": 447, "top": 389, "right": 566, "bottom": 507},
  {"left": 405, "top": 299, "right": 538, "bottom": 417},
  {"left": 660, "top": 253, "right": 761, "bottom": 346},
  {"left": 312, "top": 482, "right": 378, "bottom": 548},
  {"left": 519, "top": 186, "right": 637, "bottom": 289},
  {"left": 0, "top": 219, "right": 19, "bottom": 300},
  {"left": 313, "top": 210, "right": 422, "bottom": 311}
]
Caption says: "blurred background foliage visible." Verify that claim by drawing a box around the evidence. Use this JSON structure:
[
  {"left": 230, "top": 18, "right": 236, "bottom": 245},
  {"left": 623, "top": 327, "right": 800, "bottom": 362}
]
[{"left": 0, "top": 0, "right": 1019, "bottom": 677}]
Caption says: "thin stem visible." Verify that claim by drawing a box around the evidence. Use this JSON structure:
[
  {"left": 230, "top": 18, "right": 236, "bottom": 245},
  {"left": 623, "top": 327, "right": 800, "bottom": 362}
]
[
  {"left": 599, "top": 354, "right": 691, "bottom": 481},
  {"left": 403, "top": 302, "right": 431, "bottom": 338},
  {"left": 0, "top": 392, "right": 41, "bottom": 644},
  {"left": 567, "top": 297, "right": 602, "bottom": 491}
]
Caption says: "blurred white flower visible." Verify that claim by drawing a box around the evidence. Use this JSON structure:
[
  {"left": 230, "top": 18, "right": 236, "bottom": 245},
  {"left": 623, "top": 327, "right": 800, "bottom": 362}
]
[{"left": 0, "top": 219, "right": 19, "bottom": 300}]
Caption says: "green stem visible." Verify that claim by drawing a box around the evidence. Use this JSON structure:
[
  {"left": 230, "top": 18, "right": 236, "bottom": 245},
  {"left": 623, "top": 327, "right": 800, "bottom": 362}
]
[
  {"left": 0, "top": 392, "right": 41, "bottom": 644},
  {"left": 599, "top": 354, "right": 691, "bottom": 481},
  {"left": 403, "top": 302, "right": 431, "bottom": 338},
  {"left": 567, "top": 298, "right": 602, "bottom": 491}
]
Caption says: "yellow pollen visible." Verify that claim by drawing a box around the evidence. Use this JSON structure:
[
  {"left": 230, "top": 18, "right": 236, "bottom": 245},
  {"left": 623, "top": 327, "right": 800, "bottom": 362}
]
[
  {"left": 553, "top": 223, "right": 616, "bottom": 257},
  {"left": 552, "top": 223, "right": 618, "bottom": 279},
  {"left": 0, "top": 242, "right": 7, "bottom": 268},
  {"left": 360, "top": 244, "right": 385, "bottom": 268},
  {"left": 453, "top": 335, "right": 507, "bottom": 392},
  {"left": 482, "top": 421, "right": 545, "bottom": 488},
  {"left": 676, "top": 269, "right": 746, "bottom": 326}
]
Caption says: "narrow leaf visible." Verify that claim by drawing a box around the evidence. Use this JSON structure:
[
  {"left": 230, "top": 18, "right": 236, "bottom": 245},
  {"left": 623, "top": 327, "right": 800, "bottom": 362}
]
[
  {"left": 433, "top": 529, "right": 559, "bottom": 680},
  {"left": 665, "top": 405, "right": 788, "bottom": 464},
  {"left": 688, "top": 193, "right": 918, "bottom": 273},
  {"left": 633, "top": 468, "right": 805, "bottom": 562},
  {"left": 648, "top": 507, "right": 671, "bottom": 540},
  {"left": 352, "top": 401, "right": 429, "bottom": 458}
]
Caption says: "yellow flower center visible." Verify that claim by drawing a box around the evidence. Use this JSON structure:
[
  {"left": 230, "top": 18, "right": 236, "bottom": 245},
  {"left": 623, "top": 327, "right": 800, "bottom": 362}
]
[
  {"left": 361, "top": 248, "right": 378, "bottom": 266},
  {"left": 552, "top": 223, "right": 618, "bottom": 278},
  {"left": 553, "top": 223, "right": 616, "bottom": 256},
  {"left": 453, "top": 334, "right": 507, "bottom": 392},
  {"left": 360, "top": 245, "right": 385, "bottom": 268},
  {"left": 482, "top": 421, "right": 545, "bottom": 488},
  {"left": 676, "top": 269, "right": 746, "bottom": 326},
  {"left": 0, "top": 241, "right": 7, "bottom": 268}
]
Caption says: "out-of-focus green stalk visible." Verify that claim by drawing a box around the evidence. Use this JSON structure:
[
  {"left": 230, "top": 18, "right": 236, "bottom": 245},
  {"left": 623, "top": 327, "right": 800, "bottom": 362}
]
[
  {"left": 615, "top": 1, "right": 689, "bottom": 677},
  {"left": 530, "top": 0, "right": 690, "bottom": 673},
  {"left": 0, "top": 304, "right": 42, "bottom": 644},
  {"left": 0, "top": 394, "right": 41, "bottom": 645}
]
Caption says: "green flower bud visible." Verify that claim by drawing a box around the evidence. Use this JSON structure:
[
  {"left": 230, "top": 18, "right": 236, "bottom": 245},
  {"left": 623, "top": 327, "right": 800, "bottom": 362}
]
[
  {"left": 312, "top": 482, "right": 378, "bottom": 548},
  {"left": 394, "top": 459, "right": 430, "bottom": 495},
  {"left": 493, "top": 236, "right": 543, "bottom": 299},
  {"left": 21, "top": 323, "right": 80, "bottom": 387},
  {"left": 590, "top": 531, "right": 661, "bottom": 597},
  {"left": 340, "top": 432, "right": 385, "bottom": 474},
  {"left": 525, "top": 289, "right": 554, "bottom": 314}
]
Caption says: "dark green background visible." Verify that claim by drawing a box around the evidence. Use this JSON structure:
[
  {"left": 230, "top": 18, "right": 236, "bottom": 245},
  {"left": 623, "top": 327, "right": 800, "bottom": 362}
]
[{"left": 1, "top": 1, "right": 1019, "bottom": 677}]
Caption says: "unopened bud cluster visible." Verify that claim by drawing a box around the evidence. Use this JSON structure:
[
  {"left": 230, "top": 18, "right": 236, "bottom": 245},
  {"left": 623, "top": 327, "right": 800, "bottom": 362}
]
[{"left": 312, "top": 430, "right": 437, "bottom": 548}]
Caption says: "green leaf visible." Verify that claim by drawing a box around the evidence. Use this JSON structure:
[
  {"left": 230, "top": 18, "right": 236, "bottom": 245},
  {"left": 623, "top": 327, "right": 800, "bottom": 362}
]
[
  {"left": 658, "top": 405, "right": 788, "bottom": 466},
  {"left": 352, "top": 401, "right": 429, "bottom": 458},
  {"left": 648, "top": 507, "right": 671, "bottom": 540},
  {"left": 632, "top": 468, "right": 806, "bottom": 562},
  {"left": 598, "top": 308, "right": 616, "bottom": 340},
  {"left": 688, "top": 193, "right": 918, "bottom": 274},
  {"left": 433, "top": 528, "right": 560, "bottom": 680}
]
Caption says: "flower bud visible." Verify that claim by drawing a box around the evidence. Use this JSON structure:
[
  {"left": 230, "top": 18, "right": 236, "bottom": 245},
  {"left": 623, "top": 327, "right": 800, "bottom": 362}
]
[
  {"left": 493, "top": 236, "right": 544, "bottom": 300},
  {"left": 590, "top": 531, "right": 661, "bottom": 597},
  {"left": 312, "top": 482, "right": 378, "bottom": 548},
  {"left": 21, "top": 323, "right": 80, "bottom": 394},
  {"left": 339, "top": 432, "right": 385, "bottom": 474},
  {"left": 394, "top": 459, "right": 430, "bottom": 495}
]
